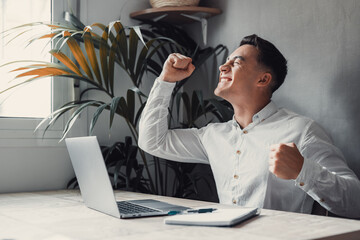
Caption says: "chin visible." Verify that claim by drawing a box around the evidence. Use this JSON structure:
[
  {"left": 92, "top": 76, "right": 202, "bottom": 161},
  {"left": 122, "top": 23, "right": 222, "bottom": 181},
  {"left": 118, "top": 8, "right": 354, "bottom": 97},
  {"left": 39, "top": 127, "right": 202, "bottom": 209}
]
[
  {"left": 214, "top": 88, "right": 221, "bottom": 97},
  {"left": 214, "top": 82, "right": 230, "bottom": 97},
  {"left": 214, "top": 88, "right": 226, "bottom": 100}
]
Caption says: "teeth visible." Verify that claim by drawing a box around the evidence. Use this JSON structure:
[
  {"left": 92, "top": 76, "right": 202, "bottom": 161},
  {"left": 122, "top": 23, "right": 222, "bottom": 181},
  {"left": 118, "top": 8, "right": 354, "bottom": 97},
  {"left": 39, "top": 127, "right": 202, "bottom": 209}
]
[{"left": 220, "top": 78, "right": 230, "bottom": 82}]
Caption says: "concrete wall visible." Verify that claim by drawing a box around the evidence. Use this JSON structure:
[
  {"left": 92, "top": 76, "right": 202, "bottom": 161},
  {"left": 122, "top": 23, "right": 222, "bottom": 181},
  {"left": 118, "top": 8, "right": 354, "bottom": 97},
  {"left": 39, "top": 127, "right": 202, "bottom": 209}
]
[{"left": 186, "top": 0, "right": 360, "bottom": 177}]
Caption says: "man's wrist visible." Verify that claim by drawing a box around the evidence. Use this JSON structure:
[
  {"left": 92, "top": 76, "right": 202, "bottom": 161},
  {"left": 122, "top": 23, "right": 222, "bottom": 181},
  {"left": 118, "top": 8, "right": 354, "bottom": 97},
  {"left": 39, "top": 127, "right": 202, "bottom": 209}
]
[
  {"left": 156, "top": 77, "right": 174, "bottom": 84},
  {"left": 158, "top": 73, "right": 175, "bottom": 83},
  {"left": 158, "top": 75, "right": 167, "bottom": 82}
]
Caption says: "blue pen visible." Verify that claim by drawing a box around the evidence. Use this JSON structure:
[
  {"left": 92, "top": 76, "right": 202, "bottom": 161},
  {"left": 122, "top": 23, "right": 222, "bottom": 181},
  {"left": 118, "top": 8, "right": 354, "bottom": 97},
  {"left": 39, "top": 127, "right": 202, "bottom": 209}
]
[{"left": 168, "top": 208, "right": 217, "bottom": 215}]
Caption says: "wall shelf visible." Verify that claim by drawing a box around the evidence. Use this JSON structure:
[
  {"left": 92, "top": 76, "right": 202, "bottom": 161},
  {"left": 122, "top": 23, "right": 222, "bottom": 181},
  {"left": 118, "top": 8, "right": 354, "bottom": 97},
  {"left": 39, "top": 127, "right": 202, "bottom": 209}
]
[{"left": 130, "top": 6, "right": 221, "bottom": 25}]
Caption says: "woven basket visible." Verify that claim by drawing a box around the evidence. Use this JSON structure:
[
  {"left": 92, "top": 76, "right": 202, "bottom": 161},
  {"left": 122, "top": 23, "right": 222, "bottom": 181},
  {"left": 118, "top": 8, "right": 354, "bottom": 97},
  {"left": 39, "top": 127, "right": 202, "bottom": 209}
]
[{"left": 150, "top": 0, "right": 200, "bottom": 8}]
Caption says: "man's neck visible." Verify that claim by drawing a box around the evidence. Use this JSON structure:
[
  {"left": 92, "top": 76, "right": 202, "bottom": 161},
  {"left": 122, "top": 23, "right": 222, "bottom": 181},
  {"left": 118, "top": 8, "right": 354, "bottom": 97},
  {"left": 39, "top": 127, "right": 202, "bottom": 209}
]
[{"left": 232, "top": 99, "right": 271, "bottom": 129}]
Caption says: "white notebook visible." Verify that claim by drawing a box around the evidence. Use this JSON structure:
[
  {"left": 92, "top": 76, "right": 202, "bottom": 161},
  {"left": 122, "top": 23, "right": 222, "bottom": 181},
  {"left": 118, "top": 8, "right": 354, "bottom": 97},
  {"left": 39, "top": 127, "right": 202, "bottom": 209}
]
[{"left": 164, "top": 208, "right": 260, "bottom": 227}]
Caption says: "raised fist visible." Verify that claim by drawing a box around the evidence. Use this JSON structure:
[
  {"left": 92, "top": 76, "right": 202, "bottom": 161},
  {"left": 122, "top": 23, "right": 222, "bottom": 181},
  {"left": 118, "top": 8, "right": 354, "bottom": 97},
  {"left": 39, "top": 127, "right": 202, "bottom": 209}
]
[{"left": 159, "top": 53, "right": 195, "bottom": 82}]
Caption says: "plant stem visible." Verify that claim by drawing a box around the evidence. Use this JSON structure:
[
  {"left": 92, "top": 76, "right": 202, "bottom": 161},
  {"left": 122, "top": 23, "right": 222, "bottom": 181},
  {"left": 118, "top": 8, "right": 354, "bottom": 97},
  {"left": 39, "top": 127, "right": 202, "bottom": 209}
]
[{"left": 124, "top": 119, "right": 156, "bottom": 193}]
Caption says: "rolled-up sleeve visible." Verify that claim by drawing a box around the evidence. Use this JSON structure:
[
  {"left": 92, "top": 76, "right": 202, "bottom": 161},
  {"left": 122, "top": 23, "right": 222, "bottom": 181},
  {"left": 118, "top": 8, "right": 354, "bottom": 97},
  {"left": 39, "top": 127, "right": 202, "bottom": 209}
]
[{"left": 138, "top": 78, "right": 209, "bottom": 164}]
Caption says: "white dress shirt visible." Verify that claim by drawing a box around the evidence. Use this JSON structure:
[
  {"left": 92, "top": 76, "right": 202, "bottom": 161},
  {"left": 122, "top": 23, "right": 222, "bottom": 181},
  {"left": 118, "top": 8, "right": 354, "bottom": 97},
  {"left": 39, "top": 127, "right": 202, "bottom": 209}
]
[{"left": 138, "top": 79, "right": 360, "bottom": 218}]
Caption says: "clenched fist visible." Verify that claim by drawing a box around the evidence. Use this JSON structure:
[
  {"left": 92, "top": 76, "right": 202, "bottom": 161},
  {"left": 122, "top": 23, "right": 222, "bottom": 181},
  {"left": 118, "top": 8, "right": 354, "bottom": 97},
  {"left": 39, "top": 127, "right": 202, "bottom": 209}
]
[
  {"left": 269, "top": 143, "right": 304, "bottom": 180},
  {"left": 159, "top": 53, "right": 195, "bottom": 82}
]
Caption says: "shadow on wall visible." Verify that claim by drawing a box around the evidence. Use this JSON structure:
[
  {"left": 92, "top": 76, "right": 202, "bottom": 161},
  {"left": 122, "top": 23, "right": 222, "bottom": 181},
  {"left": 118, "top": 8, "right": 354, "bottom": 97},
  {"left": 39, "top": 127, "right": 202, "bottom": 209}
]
[
  {"left": 200, "top": 0, "right": 228, "bottom": 10},
  {"left": 328, "top": 68, "right": 360, "bottom": 178}
]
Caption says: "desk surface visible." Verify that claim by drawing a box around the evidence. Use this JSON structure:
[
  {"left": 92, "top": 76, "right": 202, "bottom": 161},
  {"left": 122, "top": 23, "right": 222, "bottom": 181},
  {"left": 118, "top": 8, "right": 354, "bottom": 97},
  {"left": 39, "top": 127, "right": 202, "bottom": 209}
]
[{"left": 0, "top": 190, "right": 359, "bottom": 240}]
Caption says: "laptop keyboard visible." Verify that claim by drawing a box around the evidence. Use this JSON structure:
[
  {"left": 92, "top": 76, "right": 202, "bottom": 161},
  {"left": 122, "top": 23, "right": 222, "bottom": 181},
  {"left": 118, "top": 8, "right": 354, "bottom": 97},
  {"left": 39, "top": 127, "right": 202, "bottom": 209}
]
[{"left": 117, "top": 201, "right": 162, "bottom": 214}]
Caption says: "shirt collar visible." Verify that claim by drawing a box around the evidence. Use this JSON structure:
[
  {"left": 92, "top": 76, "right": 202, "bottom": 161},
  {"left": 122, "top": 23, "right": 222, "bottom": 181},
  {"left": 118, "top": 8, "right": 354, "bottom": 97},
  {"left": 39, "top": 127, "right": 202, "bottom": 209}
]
[
  {"left": 231, "top": 101, "right": 278, "bottom": 127},
  {"left": 252, "top": 101, "right": 278, "bottom": 124}
]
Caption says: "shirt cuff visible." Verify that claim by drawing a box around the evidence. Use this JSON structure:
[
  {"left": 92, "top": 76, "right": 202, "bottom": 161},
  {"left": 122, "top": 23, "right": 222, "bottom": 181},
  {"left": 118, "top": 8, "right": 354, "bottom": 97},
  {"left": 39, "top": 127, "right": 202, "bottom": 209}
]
[
  {"left": 150, "top": 78, "right": 176, "bottom": 97},
  {"left": 294, "top": 157, "right": 322, "bottom": 192}
]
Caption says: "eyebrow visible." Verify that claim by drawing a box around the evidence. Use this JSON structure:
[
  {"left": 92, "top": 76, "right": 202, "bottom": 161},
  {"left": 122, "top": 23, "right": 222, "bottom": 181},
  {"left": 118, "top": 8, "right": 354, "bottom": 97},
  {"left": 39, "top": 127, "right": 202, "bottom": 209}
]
[{"left": 227, "top": 55, "right": 245, "bottom": 62}]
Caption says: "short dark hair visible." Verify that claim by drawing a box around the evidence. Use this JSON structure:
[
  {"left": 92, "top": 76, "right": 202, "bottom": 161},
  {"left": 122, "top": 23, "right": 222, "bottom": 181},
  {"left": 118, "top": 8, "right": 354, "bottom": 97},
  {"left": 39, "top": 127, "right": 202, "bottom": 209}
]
[{"left": 240, "top": 34, "right": 287, "bottom": 93}]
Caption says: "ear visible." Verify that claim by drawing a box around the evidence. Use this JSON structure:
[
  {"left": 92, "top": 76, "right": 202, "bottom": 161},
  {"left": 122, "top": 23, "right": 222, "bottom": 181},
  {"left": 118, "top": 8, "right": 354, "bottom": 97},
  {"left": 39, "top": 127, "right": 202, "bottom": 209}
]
[{"left": 257, "top": 72, "right": 272, "bottom": 87}]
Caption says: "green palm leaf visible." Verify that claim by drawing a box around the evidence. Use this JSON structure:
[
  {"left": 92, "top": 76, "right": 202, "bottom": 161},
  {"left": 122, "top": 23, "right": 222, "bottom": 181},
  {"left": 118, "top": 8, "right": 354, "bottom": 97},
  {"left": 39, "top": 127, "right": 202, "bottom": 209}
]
[
  {"left": 192, "top": 90, "right": 206, "bottom": 120},
  {"left": 112, "top": 21, "right": 128, "bottom": 69},
  {"left": 128, "top": 28, "right": 139, "bottom": 77},
  {"left": 208, "top": 99, "right": 233, "bottom": 122},
  {"left": 61, "top": 101, "right": 101, "bottom": 141},
  {"left": 34, "top": 104, "right": 75, "bottom": 133},
  {"left": 100, "top": 28, "right": 109, "bottom": 92},
  {"left": 134, "top": 101, "right": 147, "bottom": 127},
  {"left": 109, "top": 96, "right": 123, "bottom": 129},
  {"left": 90, "top": 22, "right": 116, "bottom": 43},
  {"left": 126, "top": 89, "right": 135, "bottom": 125},
  {"left": 38, "top": 101, "right": 86, "bottom": 138},
  {"left": 108, "top": 40, "right": 116, "bottom": 95},
  {"left": 90, "top": 102, "right": 110, "bottom": 135}
]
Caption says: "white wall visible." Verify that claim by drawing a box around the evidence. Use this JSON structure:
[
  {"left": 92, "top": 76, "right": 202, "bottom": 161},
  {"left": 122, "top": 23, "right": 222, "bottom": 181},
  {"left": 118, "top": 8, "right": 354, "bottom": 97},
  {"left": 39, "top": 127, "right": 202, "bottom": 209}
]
[
  {"left": 0, "top": 145, "right": 74, "bottom": 192},
  {"left": 186, "top": 0, "right": 360, "bottom": 177}
]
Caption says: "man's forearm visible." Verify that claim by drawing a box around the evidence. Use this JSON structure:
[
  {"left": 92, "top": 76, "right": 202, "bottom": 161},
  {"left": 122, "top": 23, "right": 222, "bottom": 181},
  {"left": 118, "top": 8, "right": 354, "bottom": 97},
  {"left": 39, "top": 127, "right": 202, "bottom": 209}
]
[
  {"left": 138, "top": 79, "right": 209, "bottom": 164},
  {"left": 295, "top": 157, "right": 360, "bottom": 218},
  {"left": 138, "top": 78, "right": 175, "bottom": 155}
]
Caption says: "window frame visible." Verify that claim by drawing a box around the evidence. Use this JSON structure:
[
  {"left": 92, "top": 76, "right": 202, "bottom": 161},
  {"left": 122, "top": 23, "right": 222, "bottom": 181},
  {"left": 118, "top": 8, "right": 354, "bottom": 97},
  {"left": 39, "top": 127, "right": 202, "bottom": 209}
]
[{"left": 0, "top": 0, "right": 85, "bottom": 147}]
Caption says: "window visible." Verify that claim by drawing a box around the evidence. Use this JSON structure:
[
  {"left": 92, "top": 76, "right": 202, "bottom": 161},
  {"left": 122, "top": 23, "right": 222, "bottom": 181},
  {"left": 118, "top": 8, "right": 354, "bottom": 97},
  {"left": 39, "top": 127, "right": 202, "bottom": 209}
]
[
  {"left": 0, "top": 0, "right": 51, "bottom": 118},
  {"left": 0, "top": 0, "right": 79, "bottom": 145}
]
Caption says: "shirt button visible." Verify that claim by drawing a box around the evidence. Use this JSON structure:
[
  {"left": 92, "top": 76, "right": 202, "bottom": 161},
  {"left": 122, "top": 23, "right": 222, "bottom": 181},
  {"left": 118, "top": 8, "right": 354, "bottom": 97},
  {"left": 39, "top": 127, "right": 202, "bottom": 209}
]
[
  {"left": 243, "top": 130, "right": 248, "bottom": 134},
  {"left": 232, "top": 199, "right": 237, "bottom": 204},
  {"left": 234, "top": 174, "right": 239, "bottom": 179},
  {"left": 236, "top": 150, "right": 241, "bottom": 154},
  {"left": 299, "top": 182, "right": 305, "bottom": 187}
]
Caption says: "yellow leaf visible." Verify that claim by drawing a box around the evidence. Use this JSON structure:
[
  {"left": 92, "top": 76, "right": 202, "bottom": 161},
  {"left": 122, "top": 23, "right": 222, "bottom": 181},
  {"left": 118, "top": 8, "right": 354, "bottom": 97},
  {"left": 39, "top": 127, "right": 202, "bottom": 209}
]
[
  {"left": 51, "top": 50, "right": 82, "bottom": 76},
  {"left": 63, "top": 31, "right": 94, "bottom": 80}
]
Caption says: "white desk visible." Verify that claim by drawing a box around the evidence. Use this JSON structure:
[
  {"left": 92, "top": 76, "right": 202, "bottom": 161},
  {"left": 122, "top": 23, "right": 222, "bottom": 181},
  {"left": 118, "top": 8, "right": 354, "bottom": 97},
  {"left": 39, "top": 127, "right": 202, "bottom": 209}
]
[{"left": 0, "top": 190, "right": 359, "bottom": 240}]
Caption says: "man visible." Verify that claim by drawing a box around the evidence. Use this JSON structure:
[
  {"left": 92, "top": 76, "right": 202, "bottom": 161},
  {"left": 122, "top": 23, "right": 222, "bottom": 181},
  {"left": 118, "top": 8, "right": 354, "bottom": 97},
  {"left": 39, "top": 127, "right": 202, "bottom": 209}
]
[{"left": 138, "top": 34, "right": 360, "bottom": 218}]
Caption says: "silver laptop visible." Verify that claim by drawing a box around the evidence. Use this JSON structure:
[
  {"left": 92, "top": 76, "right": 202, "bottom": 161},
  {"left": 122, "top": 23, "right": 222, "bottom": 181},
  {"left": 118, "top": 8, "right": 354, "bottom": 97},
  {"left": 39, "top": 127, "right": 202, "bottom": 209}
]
[{"left": 65, "top": 136, "right": 189, "bottom": 219}]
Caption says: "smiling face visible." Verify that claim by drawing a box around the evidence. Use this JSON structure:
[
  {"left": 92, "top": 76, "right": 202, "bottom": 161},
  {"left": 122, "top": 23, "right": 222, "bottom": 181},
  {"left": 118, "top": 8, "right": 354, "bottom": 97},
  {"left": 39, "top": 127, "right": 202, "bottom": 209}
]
[{"left": 214, "top": 44, "right": 268, "bottom": 104}]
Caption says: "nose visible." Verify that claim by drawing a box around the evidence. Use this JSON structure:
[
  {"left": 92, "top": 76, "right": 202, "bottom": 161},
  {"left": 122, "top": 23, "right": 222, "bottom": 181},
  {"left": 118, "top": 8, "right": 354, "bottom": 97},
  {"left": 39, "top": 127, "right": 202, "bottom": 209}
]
[{"left": 219, "top": 63, "right": 230, "bottom": 74}]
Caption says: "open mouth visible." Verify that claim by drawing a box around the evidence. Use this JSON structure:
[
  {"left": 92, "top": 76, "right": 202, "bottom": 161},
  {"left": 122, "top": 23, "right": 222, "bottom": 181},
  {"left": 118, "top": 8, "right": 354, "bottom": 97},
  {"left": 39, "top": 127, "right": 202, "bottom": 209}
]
[{"left": 219, "top": 77, "right": 232, "bottom": 83}]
